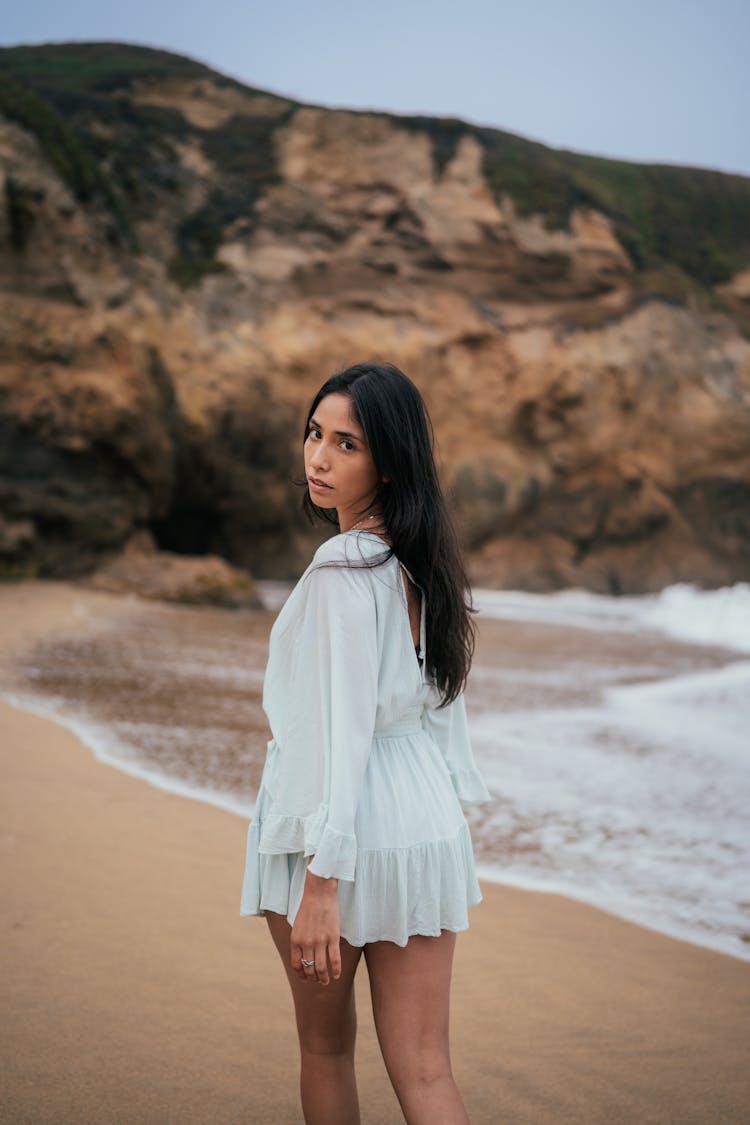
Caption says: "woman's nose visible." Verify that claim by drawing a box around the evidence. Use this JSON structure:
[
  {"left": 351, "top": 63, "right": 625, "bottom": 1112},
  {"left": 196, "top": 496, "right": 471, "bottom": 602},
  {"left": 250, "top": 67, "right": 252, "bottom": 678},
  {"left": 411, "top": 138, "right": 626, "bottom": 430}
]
[{"left": 309, "top": 443, "right": 329, "bottom": 471}]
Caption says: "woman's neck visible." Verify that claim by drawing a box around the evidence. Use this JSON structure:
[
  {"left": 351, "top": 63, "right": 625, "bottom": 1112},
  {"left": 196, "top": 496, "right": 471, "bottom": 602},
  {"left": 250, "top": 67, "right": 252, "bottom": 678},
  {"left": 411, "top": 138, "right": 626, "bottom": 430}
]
[{"left": 341, "top": 511, "right": 385, "bottom": 536}]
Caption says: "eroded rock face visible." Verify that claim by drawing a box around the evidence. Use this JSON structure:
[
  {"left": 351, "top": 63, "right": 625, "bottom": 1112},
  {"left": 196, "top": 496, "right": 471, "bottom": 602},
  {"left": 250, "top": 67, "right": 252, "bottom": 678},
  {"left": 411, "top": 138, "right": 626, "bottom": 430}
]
[
  {"left": 0, "top": 291, "right": 306, "bottom": 579},
  {"left": 1, "top": 57, "right": 749, "bottom": 592}
]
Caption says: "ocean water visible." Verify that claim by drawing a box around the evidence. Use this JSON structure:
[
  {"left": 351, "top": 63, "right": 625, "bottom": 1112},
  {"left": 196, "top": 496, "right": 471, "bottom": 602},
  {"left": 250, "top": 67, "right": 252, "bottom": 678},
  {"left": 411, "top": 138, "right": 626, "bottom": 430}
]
[
  {"left": 3, "top": 582, "right": 749, "bottom": 962},
  {"left": 466, "top": 584, "right": 750, "bottom": 961}
]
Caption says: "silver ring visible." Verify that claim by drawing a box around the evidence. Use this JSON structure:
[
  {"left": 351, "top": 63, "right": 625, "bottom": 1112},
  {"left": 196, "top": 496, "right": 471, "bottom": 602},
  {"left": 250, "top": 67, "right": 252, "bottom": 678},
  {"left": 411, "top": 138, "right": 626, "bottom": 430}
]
[{"left": 301, "top": 958, "right": 314, "bottom": 967}]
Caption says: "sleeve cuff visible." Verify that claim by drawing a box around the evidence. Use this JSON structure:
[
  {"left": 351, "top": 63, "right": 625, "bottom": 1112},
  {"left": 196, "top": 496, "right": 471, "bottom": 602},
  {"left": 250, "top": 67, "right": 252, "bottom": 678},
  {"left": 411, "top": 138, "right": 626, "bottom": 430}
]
[
  {"left": 257, "top": 803, "right": 358, "bottom": 881},
  {"left": 447, "top": 765, "right": 492, "bottom": 806},
  {"left": 305, "top": 823, "right": 357, "bottom": 881}
]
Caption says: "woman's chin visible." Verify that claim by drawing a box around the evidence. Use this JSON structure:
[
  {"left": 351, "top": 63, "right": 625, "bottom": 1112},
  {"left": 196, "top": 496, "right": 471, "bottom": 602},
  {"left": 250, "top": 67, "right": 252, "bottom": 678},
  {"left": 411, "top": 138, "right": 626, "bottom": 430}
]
[{"left": 309, "top": 488, "right": 337, "bottom": 510}]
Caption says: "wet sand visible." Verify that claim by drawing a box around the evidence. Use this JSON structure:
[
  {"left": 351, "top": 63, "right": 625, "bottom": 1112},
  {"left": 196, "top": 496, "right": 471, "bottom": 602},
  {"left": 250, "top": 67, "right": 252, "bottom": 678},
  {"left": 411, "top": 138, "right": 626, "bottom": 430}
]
[{"left": 1, "top": 581, "right": 749, "bottom": 1123}]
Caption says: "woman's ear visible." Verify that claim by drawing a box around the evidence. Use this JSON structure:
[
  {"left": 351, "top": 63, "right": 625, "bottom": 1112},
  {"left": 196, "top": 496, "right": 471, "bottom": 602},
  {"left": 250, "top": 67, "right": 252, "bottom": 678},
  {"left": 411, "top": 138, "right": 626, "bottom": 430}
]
[{"left": 382, "top": 474, "right": 390, "bottom": 484}]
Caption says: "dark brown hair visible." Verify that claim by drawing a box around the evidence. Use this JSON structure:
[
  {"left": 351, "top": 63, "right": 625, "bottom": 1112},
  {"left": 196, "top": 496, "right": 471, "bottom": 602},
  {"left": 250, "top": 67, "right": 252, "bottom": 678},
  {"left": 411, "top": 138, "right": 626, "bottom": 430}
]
[{"left": 302, "top": 362, "right": 475, "bottom": 705}]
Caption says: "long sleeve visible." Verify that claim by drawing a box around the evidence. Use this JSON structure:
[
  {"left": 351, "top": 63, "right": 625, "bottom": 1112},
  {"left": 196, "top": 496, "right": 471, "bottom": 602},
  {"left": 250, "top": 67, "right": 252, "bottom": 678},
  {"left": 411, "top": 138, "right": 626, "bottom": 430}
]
[
  {"left": 257, "top": 559, "right": 379, "bottom": 881},
  {"left": 421, "top": 689, "right": 491, "bottom": 807}
]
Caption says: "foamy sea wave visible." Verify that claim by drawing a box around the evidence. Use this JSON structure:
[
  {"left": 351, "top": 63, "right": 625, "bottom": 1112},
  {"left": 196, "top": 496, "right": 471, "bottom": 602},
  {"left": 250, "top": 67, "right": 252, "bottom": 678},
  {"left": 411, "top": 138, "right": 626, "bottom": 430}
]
[{"left": 473, "top": 582, "right": 750, "bottom": 653}]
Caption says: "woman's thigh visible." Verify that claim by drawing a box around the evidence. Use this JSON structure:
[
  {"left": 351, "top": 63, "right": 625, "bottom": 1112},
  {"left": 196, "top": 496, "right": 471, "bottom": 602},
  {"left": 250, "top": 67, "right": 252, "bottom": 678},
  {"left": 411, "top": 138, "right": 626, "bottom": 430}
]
[
  {"left": 363, "top": 930, "right": 456, "bottom": 1076},
  {"left": 265, "top": 910, "right": 364, "bottom": 1053}
]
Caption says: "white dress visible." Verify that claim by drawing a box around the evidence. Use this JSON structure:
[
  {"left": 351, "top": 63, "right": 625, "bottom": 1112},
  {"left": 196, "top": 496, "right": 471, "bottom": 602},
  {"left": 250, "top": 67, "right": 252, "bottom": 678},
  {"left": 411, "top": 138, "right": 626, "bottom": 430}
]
[{"left": 240, "top": 529, "right": 491, "bottom": 947}]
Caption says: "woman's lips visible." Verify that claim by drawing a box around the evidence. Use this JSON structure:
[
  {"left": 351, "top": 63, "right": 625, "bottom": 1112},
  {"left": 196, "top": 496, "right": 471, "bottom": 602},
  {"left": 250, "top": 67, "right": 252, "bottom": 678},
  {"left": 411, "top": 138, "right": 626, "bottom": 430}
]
[{"left": 308, "top": 477, "right": 333, "bottom": 493}]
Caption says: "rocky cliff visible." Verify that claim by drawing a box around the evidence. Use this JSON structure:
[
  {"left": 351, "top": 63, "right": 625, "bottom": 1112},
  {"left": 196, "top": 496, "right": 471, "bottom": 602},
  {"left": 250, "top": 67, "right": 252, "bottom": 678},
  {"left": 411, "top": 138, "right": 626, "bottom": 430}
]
[{"left": 1, "top": 41, "right": 749, "bottom": 591}]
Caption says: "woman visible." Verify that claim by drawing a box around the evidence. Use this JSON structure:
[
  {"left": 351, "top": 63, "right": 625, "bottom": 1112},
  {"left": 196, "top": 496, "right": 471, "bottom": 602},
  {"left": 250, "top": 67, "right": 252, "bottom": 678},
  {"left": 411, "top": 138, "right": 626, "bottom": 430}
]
[{"left": 241, "top": 362, "right": 490, "bottom": 1124}]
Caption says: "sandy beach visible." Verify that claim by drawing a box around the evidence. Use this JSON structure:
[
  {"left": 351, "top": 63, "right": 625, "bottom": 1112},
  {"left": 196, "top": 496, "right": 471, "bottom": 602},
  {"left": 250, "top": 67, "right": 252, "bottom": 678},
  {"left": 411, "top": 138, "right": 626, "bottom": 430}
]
[{"left": 2, "top": 581, "right": 749, "bottom": 1124}]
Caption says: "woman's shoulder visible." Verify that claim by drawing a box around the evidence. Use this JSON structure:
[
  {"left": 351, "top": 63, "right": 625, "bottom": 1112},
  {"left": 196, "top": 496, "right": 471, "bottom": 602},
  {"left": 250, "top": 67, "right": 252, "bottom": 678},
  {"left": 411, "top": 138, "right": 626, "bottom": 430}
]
[
  {"left": 271, "top": 536, "right": 374, "bottom": 638},
  {"left": 310, "top": 530, "right": 392, "bottom": 569},
  {"left": 298, "top": 532, "right": 398, "bottom": 611}
]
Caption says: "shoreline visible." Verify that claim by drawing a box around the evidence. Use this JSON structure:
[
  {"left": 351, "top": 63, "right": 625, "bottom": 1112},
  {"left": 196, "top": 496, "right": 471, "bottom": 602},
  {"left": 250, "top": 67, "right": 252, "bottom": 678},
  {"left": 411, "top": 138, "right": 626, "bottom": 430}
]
[
  {"left": 2, "top": 580, "right": 750, "bottom": 1122},
  {"left": 2, "top": 578, "right": 749, "bottom": 964},
  {"left": 3, "top": 684, "right": 748, "bottom": 965}
]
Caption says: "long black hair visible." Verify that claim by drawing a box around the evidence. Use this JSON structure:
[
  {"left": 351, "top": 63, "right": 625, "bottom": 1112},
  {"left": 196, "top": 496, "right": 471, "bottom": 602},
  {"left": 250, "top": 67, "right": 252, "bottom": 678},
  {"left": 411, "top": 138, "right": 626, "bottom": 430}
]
[{"left": 301, "top": 362, "right": 475, "bottom": 705}]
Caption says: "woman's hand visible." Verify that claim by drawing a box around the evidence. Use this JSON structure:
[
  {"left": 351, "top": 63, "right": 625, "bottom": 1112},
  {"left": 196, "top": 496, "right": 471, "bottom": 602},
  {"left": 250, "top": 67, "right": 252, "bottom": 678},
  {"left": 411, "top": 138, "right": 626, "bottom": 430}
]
[{"left": 290, "top": 866, "right": 342, "bottom": 986}]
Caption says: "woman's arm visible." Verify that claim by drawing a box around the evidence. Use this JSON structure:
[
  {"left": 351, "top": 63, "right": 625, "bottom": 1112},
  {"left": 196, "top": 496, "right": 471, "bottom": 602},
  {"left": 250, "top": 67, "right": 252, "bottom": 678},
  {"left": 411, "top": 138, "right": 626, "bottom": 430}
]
[
  {"left": 291, "top": 867, "right": 341, "bottom": 985},
  {"left": 275, "top": 557, "right": 379, "bottom": 984},
  {"left": 261, "top": 559, "right": 379, "bottom": 882}
]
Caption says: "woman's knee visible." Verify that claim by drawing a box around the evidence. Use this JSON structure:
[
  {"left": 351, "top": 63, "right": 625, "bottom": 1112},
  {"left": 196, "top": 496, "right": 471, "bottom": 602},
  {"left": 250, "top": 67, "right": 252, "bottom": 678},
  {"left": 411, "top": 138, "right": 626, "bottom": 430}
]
[
  {"left": 390, "top": 1043, "right": 453, "bottom": 1089},
  {"left": 299, "top": 1027, "right": 357, "bottom": 1058}
]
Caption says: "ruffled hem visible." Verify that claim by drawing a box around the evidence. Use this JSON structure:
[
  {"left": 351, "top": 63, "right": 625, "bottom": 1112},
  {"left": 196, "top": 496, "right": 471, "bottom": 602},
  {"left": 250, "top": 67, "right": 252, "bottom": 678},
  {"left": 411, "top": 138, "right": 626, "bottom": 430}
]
[
  {"left": 241, "top": 817, "right": 482, "bottom": 948},
  {"left": 257, "top": 800, "right": 357, "bottom": 881}
]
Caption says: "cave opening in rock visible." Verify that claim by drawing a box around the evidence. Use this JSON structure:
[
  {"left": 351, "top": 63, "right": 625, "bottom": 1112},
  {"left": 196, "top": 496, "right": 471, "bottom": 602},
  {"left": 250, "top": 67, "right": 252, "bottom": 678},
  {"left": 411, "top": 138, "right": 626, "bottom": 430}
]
[{"left": 150, "top": 503, "right": 221, "bottom": 557}]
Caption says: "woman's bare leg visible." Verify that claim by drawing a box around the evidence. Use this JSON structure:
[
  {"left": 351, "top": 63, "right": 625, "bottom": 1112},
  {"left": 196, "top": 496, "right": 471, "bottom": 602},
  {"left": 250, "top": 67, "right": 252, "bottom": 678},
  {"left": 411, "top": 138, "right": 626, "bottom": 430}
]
[
  {"left": 265, "top": 910, "right": 364, "bottom": 1125},
  {"left": 364, "top": 930, "right": 469, "bottom": 1125}
]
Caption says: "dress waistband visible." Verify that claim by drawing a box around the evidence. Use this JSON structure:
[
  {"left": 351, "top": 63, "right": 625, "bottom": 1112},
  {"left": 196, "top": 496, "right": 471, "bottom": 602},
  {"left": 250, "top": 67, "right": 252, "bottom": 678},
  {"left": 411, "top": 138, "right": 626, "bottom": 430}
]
[{"left": 373, "top": 715, "right": 424, "bottom": 739}]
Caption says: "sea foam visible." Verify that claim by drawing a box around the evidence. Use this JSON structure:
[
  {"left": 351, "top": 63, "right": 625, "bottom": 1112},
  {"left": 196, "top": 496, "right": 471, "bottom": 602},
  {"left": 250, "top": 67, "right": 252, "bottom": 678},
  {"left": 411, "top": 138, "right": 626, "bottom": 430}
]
[
  {"left": 466, "top": 598, "right": 750, "bottom": 962},
  {"left": 474, "top": 581, "right": 750, "bottom": 653}
]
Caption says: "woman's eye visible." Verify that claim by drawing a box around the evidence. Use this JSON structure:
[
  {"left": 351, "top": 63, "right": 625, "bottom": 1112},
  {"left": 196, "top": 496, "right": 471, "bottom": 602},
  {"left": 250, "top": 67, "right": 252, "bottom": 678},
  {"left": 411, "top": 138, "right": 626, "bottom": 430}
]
[{"left": 305, "top": 428, "right": 355, "bottom": 451}]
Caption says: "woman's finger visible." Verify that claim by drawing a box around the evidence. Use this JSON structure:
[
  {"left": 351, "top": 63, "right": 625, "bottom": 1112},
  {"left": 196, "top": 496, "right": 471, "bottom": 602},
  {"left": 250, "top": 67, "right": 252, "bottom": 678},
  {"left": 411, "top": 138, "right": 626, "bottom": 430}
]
[
  {"left": 291, "top": 945, "right": 312, "bottom": 981},
  {"left": 328, "top": 939, "right": 342, "bottom": 981},
  {"left": 301, "top": 951, "right": 317, "bottom": 982},
  {"left": 315, "top": 945, "right": 330, "bottom": 985}
]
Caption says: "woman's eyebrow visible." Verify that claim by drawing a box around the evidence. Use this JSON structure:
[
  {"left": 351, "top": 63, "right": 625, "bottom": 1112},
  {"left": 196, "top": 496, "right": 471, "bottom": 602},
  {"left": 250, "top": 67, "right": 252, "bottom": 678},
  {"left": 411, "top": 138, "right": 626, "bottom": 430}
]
[{"left": 308, "top": 417, "right": 363, "bottom": 442}]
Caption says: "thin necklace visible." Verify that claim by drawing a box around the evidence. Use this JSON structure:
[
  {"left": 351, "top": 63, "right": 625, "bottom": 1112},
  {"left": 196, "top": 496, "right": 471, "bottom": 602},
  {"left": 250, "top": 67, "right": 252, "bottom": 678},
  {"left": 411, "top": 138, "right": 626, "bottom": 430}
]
[{"left": 349, "top": 514, "right": 381, "bottom": 533}]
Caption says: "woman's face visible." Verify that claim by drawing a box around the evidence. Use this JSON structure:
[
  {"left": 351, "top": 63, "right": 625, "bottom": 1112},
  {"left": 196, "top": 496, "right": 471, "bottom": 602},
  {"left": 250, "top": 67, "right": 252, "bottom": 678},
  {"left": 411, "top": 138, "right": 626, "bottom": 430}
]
[{"left": 304, "top": 393, "right": 381, "bottom": 529}]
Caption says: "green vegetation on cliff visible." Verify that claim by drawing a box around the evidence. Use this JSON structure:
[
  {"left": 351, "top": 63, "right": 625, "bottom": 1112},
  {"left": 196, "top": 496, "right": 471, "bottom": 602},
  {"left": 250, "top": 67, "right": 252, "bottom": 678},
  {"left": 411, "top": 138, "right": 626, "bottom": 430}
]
[
  {"left": 1, "top": 40, "right": 748, "bottom": 296},
  {"left": 0, "top": 68, "right": 133, "bottom": 245},
  {"left": 0, "top": 42, "right": 295, "bottom": 285},
  {"left": 0, "top": 40, "right": 236, "bottom": 95},
  {"left": 400, "top": 113, "right": 750, "bottom": 290},
  {"left": 171, "top": 111, "right": 291, "bottom": 281}
]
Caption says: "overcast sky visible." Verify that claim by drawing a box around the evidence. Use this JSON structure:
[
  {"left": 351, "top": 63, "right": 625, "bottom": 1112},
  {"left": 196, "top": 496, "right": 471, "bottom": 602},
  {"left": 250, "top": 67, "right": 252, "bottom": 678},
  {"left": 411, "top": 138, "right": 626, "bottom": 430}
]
[{"left": 2, "top": 0, "right": 748, "bottom": 177}]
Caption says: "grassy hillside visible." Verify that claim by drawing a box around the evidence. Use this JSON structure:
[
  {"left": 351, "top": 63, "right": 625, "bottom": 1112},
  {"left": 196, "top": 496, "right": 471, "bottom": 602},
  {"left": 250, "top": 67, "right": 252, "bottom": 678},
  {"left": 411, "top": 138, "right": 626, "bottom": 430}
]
[{"left": 2, "top": 40, "right": 749, "bottom": 299}]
